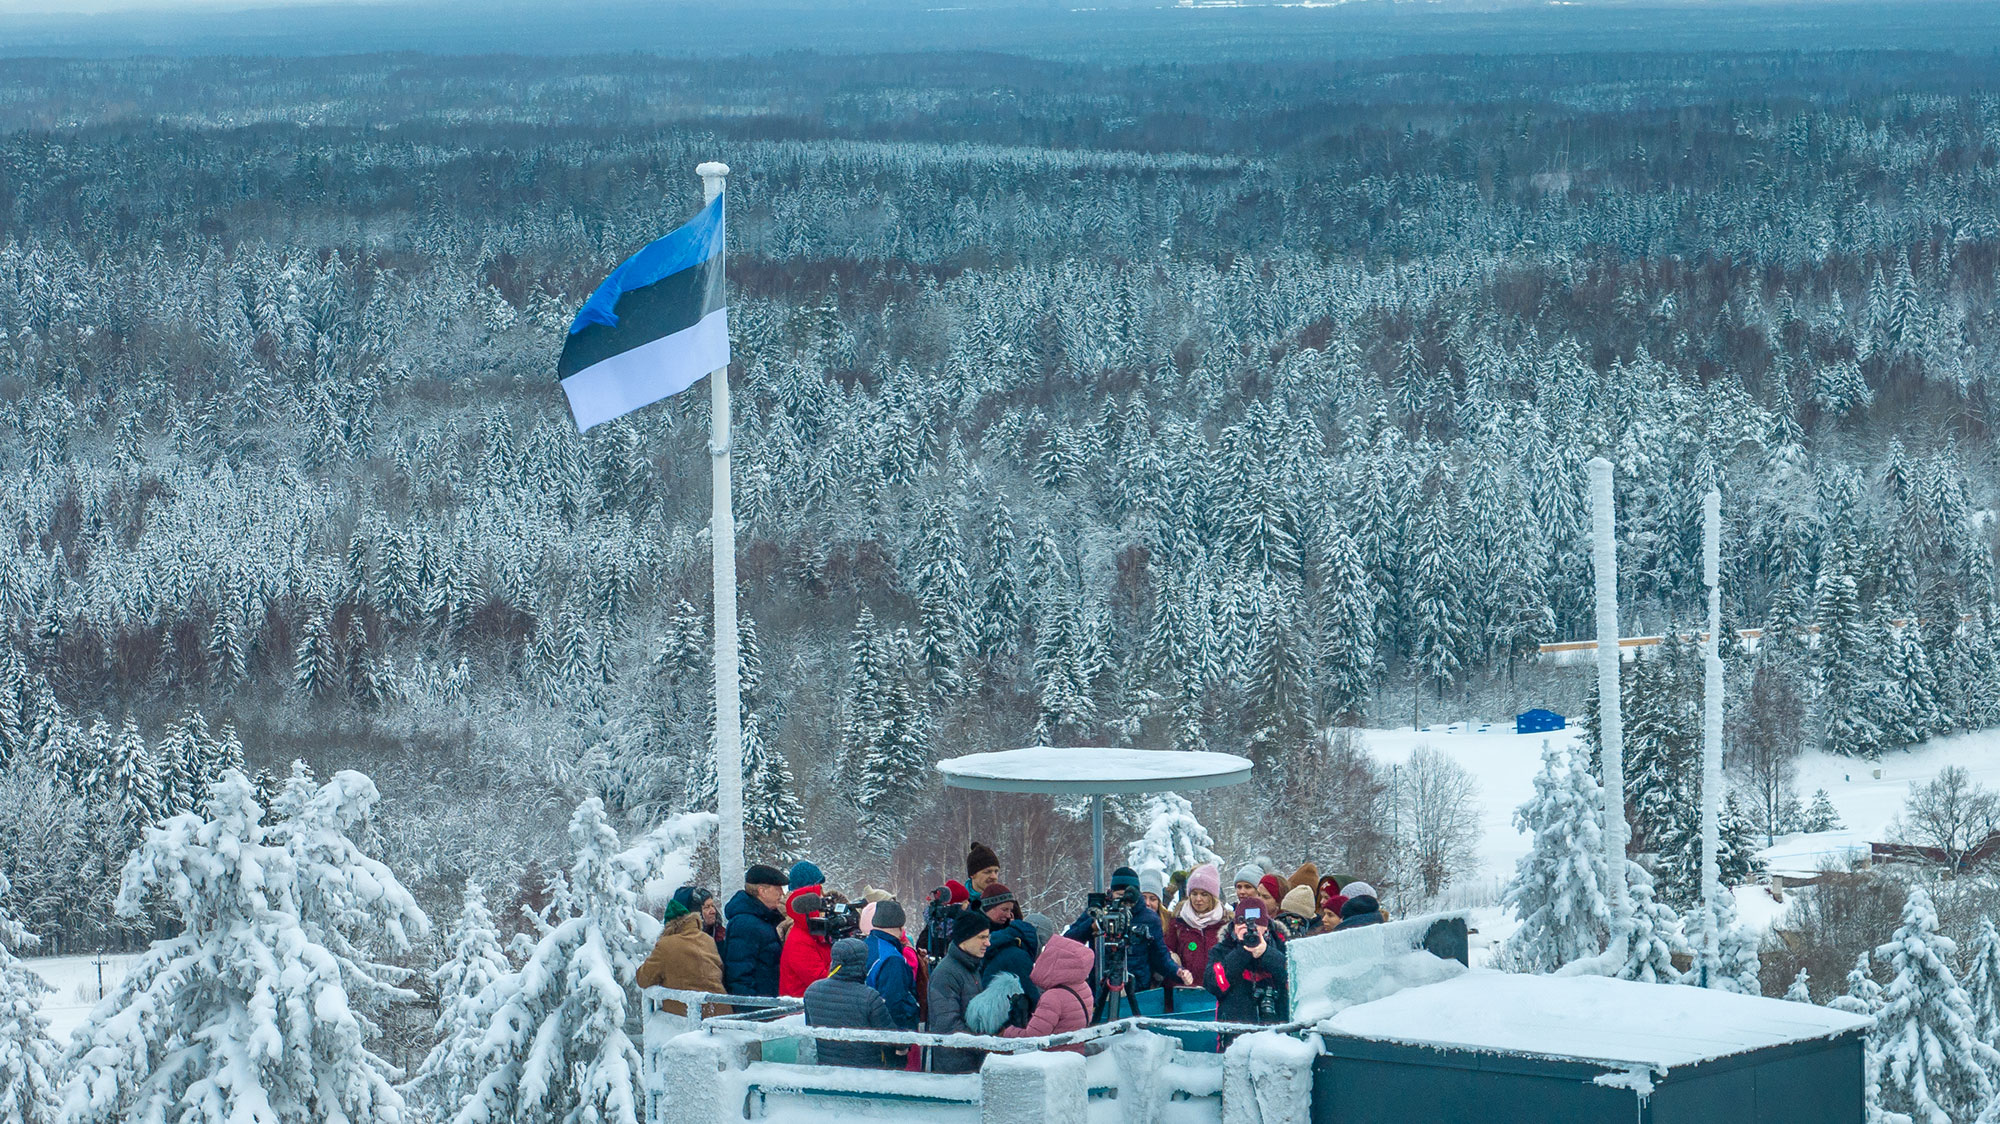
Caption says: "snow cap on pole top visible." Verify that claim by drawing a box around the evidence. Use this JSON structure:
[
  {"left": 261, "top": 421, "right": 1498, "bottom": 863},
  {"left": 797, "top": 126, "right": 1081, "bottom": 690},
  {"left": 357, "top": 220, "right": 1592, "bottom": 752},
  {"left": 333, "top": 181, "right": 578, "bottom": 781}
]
[{"left": 697, "top": 161, "right": 730, "bottom": 180}]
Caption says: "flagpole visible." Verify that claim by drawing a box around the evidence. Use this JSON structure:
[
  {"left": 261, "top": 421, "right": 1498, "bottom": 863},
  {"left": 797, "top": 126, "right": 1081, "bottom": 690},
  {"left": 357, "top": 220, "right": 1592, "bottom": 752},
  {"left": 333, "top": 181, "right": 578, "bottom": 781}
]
[
  {"left": 698, "top": 160, "right": 744, "bottom": 893},
  {"left": 1700, "top": 489, "right": 1724, "bottom": 956},
  {"left": 1588, "top": 456, "right": 1628, "bottom": 920}
]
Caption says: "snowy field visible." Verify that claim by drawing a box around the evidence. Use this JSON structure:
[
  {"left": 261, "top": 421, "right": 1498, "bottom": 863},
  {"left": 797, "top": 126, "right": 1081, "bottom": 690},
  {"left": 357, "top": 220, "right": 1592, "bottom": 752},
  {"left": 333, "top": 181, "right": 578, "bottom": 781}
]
[
  {"left": 21, "top": 953, "right": 138, "bottom": 1044},
  {"left": 1350, "top": 720, "right": 2000, "bottom": 948}
]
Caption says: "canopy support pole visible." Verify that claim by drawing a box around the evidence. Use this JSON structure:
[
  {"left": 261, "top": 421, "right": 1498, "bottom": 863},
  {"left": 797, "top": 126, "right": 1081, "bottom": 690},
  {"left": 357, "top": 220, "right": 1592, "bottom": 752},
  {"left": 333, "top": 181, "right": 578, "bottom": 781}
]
[{"left": 1091, "top": 794, "right": 1105, "bottom": 894}]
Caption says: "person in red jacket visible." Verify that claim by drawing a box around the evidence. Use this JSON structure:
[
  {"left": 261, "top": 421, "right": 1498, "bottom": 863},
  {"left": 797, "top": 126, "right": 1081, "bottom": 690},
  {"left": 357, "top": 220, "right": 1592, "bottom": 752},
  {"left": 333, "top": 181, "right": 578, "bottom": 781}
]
[
  {"left": 1166, "top": 863, "right": 1230, "bottom": 983},
  {"left": 1001, "top": 935, "right": 1095, "bottom": 1053},
  {"left": 778, "top": 860, "right": 833, "bottom": 998}
]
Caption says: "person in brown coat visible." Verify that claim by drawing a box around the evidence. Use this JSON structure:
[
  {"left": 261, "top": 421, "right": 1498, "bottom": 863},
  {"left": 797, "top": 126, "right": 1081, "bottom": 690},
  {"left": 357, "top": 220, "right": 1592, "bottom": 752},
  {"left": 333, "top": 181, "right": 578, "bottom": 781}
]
[{"left": 637, "top": 887, "right": 729, "bottom": 1018}]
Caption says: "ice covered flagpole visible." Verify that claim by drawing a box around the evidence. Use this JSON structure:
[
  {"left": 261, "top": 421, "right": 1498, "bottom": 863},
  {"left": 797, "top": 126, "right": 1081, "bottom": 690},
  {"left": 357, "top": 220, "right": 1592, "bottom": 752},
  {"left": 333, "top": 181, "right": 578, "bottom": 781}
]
[
  {"left": 1699, "top": 488, "right": 1724, "bottom": 970},
  {"left": 1589, "top": 457, "right": 1629, "bottom": 920},
  {"left": 699, "top": 161, "right": 745, "bottom": 893}
]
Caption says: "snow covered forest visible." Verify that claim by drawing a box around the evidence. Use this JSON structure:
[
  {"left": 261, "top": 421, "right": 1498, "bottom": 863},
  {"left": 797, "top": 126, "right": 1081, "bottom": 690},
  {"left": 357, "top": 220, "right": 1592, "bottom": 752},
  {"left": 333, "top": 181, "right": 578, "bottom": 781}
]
[{"left": 5, "top": 34, "right": 2000, "bottom": 1118}]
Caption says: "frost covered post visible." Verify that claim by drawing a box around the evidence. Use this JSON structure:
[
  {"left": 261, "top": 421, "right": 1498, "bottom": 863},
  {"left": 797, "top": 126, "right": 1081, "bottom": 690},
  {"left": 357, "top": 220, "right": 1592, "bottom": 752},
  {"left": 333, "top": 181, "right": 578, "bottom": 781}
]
[
  {"left": 1588, "top": 456, "right": 1628, "bottom": 918},
  {"left": 1697, "top": 487, "right": 1725, "bottom": 983},
  {"left": 700, "top": 160, "right": 746, "bottom": 892}
]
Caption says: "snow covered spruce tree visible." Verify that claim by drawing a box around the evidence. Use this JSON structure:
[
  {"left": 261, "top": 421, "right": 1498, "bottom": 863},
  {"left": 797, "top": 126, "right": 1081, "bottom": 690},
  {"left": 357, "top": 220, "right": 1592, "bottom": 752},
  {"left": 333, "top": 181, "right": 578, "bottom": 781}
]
[
  {"left": 0, "top": 871, "right": 60, "bottom": 1124},
  {"left": 60, "top": 769, "right": 427, "bottom": 1124},
  {"left": 452, "top": 801, "right": 712, "bottom": 1124},
  {"left": 1126, "top": 791, "right": 1222, "bottom": 874},
  {"left": 1872, "top": 888, "right": 2000, "bottom": 1124},
  {"left": 1499, "top": 738, "right": 1612, "bottom": 973},
  {"left": 408, "top": 881, "right": 513, "bottom": 1122},
  {"left": 1963, "top": 915, "right": 2000, "bottom": 1051}
]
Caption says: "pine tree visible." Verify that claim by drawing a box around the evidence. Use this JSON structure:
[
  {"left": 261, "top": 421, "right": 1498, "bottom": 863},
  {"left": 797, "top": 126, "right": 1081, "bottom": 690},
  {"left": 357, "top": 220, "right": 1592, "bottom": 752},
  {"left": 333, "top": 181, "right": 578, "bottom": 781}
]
[
  {"left": 1316, "top": 520, "right": 1378, "bottom": 725},
  {"left": 1033, "top": 593, "right": 1095, "bottom": 741},
  {"left": 1962, "top": 916, "right": 2000, "bottom": 1052},
  {"left": 1243, "top": 601, "right": 1312, "bottom": 761},
  {"left": 1124, "top": 792, "right": 1222, "bottom": 874},
  {"left": 1785, "top": 969, "right": 1813, "bottom": 1003},
  {"left": 1407, "top": 480, "right": 1465, "bottom": 717},
  {"left": 0, "top": 872, "right": 59, "bottom": 1124},
  {"left": 973, "top": 504, "right": 1023, "bottom": 663},
  {"left": 912, "top": 498, "right": 971, "bottom": 696},
  {"left": 739, "top": 714, "right": 807, "bottom": 862},
  {"left": 855, "top": 675, "right": 932, "bottom": 858},
  {"left": 1873, "top": 888, "right": 2000, "bottom": 1124},
  {"left": 451, "top": 802, "right": 710, "bottom": 1124},
  {"left": 1500, "top": 739, "right": 1614, "bottom": 973},
  {"left": 59, "top": 771, "right": 423, "bottom": 1124},
  {"left": 1613, "top": 864, "right": 1684, "bottom": 985},
  {"left": 1830, "top": 952, "right": 1885, "bottom": 1018},
  {"left": 1802, "top": 789, "right": 1845, "bottom": 833},
  {"left": 408, "top": 881, "right": 513, "bottom": 1121},
  {"left": 1815, "top": 540, "right": 1882, "bottom": 758},
  {"left": 294, "top": 601, "right": 340, "bottom": 700},
  {"left": 103, "top": 716, "right": 163, "bottom": 830}
]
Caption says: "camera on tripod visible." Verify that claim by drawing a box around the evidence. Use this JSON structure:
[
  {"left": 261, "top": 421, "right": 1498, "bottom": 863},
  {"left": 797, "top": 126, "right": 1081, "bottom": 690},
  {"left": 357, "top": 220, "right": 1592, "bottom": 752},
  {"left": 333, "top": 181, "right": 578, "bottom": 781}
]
[
  {"left": 1085, "top": 891, "right": 1132, "bottom": 993},
  {"left": 921, "top": 886, "right": 956, "bottom": 958}
]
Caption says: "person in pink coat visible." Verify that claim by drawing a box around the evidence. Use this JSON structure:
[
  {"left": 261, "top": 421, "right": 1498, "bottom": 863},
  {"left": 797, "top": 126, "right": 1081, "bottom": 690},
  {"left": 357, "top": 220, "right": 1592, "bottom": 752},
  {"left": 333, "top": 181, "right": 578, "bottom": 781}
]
[{"left": 1001, "top": 935, "right": 1096, "bottom": 1054}]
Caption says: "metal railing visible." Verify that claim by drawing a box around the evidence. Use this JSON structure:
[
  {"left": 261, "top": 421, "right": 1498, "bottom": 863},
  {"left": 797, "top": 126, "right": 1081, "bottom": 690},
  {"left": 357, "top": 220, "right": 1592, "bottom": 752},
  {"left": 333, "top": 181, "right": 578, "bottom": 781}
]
[{"left": 640, "top": 985, "right": 1313, "bottom": 1053}]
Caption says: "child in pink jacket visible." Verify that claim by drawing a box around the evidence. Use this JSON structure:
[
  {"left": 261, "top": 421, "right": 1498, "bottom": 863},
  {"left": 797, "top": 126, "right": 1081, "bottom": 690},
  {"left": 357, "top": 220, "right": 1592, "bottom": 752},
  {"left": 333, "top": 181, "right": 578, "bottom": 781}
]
[{"left": 1001, "top": 935, "right": 1096, "bottom": 1053}]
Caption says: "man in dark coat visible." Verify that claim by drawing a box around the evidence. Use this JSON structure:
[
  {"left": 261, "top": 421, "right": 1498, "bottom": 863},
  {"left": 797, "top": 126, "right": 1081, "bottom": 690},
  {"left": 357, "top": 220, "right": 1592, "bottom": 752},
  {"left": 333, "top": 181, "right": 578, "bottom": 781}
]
[
  {"left": 926, "top": 911, "right": 993, "bottom": 1075},
  {"left": 803, "top": 938, "right": 899, "bottom": 1068},
  {"left": 974, "top": 883, "right": 1042, "bottom": 1023},
  {"left": 1205, "top": 900, "right": 1288, "bottom": 1024},
  {"left": 720, "top": 864, "right": 788, "bottom": 998},
  {"left": 1332, "top": 881, "right": 1387, "bottom": 931},
  {"left": 1063, "top": 866, "right": 1193, "bottom": 1018}
]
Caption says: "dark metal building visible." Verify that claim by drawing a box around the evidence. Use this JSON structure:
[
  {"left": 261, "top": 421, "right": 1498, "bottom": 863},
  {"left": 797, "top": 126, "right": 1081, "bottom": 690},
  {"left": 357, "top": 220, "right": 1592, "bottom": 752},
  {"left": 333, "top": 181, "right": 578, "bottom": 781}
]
[{"left": 1310, "top": 972, "right": 1868, "bottom": 1124}]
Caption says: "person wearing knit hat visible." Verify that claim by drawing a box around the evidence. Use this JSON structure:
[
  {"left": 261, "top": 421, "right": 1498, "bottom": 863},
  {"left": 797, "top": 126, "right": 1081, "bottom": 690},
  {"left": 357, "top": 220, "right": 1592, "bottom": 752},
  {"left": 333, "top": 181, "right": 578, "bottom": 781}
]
[
  {"left": 787, "top": 860, "right": 825, "bottom": 893},
  {"left": 1258, "top": 874, "right": 1287, "bottom": 913},
  {"left": 1288, "top": 863, "right": 1320, "bottom": 895},
  {"left": 1167, "top": 862, "right": 1230, "bottom": 985},
  {"left": 1208, "top": 898, "right": 1287, "bottom": 1024},
  {"left": 978, "top": 883, "right": 1043, "bottom": 1007},
  {"left": 1333, "top": 881, "right": 1387, "bottom": 932},
  {"left": 778, "top": 868, "right": 832, "bottom": 998},
  {"left": 636, "top": 885, "right": 727, "bottom": 1018},
  {"left": 967, "top": 841, "right": 1001, "bottom": 897},
  {"left": 1137, "top": 865, "right": 1168, "bottom": 914},
  {"left": 926, "top": 909, "right": 993, "bottom": 1074},
  {"left": 1278, "top": 884, "right": 1319, "bottom": 936},
  {"left": 862, "top": 900, "right": 922, "bottom": 1033},
  {"left": 1231, "top": 864, "right": 1264, "bottom": 903},
  {"left": 1063, "top": 865, "right": 1192, "bottom": 998}
]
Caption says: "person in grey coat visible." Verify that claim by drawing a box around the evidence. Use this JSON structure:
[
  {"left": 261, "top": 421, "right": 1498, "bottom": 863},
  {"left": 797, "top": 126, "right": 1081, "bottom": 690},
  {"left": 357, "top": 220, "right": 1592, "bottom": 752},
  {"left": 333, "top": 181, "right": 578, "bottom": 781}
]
[
  {"left": 803, "top": 938, "right": 899, "bottom": 1068},
  {"left": 925, "top": 910, "right": 993, "bottom": 1074}
]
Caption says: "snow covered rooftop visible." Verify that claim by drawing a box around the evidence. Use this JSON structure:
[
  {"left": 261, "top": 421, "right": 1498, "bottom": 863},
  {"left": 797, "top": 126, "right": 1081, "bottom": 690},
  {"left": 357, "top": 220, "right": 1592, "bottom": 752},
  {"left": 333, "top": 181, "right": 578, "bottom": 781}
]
[
  {"left": 1320, "top": 971, "right": 1869, "bottom": 1071},
  {"left": 935, "top": 746, "right": 1252, "bottom": 795}
]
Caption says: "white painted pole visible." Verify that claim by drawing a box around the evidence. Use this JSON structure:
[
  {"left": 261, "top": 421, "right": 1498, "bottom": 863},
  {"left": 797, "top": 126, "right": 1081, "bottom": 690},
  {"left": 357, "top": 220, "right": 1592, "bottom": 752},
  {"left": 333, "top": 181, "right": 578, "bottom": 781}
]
[
  {"left": 698, "top": 160, "right": 744, "bottom": 893},
  {"left": 1588, "top": 457, "right": 1628, "bottom": 916},
  {"left": 1701, "top": 489, "right": 1724, "bottom": 915}
]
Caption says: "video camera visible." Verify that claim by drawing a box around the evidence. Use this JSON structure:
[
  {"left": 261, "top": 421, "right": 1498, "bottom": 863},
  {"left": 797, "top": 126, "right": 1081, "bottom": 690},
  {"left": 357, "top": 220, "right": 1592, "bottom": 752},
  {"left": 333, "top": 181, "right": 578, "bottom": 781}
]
[
  {"left": 1084, "top": 891, "right": 1132, "bottom": 995},
  {"left": 921, "top": 886, "right": 956, "bottom": 960},
  {"left": 802, "top": 894, "right": 863, "bottom": 942}
]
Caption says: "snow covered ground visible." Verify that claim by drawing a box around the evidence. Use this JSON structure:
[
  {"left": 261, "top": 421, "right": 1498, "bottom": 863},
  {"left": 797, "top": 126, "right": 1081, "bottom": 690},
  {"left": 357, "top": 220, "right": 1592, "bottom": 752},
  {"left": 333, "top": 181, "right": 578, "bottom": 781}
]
[
  {"left": 21, "top": 952, "right": 137, "bottom": 1044},
  {"left": 1350, "top": 720, "right": 2000, "bottom": 947}
]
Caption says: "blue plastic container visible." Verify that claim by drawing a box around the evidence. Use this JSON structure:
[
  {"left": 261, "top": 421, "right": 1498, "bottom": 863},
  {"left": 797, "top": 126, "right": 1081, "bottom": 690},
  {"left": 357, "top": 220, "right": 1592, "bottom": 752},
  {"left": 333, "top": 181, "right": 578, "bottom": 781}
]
[{"left": 1132, "top": 987, "right": 1221, "bottom": 1053}]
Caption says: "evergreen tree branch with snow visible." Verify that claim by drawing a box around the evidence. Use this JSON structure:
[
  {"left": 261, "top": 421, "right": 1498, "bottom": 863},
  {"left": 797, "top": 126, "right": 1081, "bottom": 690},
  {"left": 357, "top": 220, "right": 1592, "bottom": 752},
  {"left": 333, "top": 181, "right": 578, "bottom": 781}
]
[
  {"left": 59, "top": 769, "right": 427, "bottom": 1124},
  {"left": 0, "top": 871, "right": 61, "bottom": 1124}
]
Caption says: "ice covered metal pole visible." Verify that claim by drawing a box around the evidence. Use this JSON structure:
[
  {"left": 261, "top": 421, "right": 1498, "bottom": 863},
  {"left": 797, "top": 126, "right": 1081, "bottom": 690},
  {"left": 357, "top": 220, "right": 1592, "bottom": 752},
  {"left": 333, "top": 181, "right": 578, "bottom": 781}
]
[
  {"left": 699, "top": 161, "right": 744, "bottom": 893},
  {"left": 1701, "top": 489, "right": 1724, "bottom": 912},
  {"left": 1588, "top": 457, "right": 1628, "bottom": 915}
]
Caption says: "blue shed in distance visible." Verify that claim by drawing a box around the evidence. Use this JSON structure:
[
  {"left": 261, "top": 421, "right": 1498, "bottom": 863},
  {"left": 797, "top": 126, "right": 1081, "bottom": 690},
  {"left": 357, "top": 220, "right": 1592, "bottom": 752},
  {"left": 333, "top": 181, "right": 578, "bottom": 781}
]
[{"left": 1516, "top": 708, "right": 1566, "bottom": 735}]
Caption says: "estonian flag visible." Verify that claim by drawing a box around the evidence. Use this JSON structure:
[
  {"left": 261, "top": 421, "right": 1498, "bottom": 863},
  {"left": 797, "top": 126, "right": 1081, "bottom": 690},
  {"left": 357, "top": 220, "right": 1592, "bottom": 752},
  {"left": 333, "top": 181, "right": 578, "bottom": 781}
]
[{"left": 557, "top": 194, "right": 728, "bottom": 431}]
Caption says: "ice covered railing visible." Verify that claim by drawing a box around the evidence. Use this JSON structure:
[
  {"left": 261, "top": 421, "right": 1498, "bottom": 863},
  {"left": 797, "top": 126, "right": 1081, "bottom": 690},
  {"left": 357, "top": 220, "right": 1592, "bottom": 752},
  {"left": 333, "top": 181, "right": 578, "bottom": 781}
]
[
  {"left": 1286, "top": 910, "right": 1473, "bottom": 1025},
  {"left": 640, "top": 985, "right": 1319, "bottom": 1124}
]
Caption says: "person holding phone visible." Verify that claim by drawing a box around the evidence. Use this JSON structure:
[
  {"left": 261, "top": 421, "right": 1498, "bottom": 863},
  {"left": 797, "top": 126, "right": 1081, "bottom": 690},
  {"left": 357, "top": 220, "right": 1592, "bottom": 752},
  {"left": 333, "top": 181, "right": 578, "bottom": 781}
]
[{"left": 1205, "top": 900, "right": 1288, "bottom": 1024}]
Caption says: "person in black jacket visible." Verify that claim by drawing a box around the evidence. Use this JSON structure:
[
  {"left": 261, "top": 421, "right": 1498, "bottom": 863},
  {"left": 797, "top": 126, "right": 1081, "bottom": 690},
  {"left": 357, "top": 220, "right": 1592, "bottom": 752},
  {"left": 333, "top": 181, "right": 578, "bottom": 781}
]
[
  {"left": 803, "top": 938, "right": 899, "bottom": 1068},
  {"left": 975, "top": 883, "right": 1041, "bottom": 1024},
  {"left": 720, "top": 864, "right": 789, "bottom": 998},
  {"left": 1205, "top": 900, "right": 1288, "bottom": 1024},
  {"left": 1062, "top": 866, "right": 1194, "bottom": 1019},
  {"left": 1332, "top": 881, "right": 1387, "bottom": 932}
]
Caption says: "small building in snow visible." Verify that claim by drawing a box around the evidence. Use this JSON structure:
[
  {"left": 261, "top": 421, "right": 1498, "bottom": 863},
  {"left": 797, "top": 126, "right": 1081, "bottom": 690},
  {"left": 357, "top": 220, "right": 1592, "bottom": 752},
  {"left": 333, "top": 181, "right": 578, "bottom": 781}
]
[
  {"left": 1311, "top": 971, "right": 1868, "bottom": 1124},
  {"left": 1515, "top": 708, "right": 1566, "bottom": 735}
]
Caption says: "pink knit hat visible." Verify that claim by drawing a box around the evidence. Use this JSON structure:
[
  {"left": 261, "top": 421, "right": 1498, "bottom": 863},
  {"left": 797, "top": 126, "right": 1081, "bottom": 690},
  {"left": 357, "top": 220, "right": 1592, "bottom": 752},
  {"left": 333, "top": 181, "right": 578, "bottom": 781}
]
[
  {"left": 1187, "top": 863, "right": 1222, "bottom": 898},
  {"left": 858, "top": 900, "right": 879, "bottom": 935}
]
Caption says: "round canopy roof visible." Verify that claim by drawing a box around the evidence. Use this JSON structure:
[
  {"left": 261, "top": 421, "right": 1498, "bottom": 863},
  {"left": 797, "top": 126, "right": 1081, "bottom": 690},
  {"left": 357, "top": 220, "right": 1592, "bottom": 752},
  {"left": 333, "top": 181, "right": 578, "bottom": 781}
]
[{"left": 936, "top": 746, "right": 1253, "bottom": 796}]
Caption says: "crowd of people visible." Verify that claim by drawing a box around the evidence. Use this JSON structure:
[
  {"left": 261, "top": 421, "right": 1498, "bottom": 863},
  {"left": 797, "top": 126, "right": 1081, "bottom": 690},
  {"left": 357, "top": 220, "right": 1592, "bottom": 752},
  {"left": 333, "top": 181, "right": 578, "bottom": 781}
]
[{"left": 635, "top": 843, "right": 1389, "bottom": 1070}]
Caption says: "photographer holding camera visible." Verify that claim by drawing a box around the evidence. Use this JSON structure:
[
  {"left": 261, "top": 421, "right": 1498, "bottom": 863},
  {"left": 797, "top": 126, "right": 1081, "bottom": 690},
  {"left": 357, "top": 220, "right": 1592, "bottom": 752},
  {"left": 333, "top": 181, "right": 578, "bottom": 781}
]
[
  {"left": 1063, "top": 866, "right": 1192, "bottom": 1020},
  {"left": 1205, "top": 900, "right": 1288, "bottom": 1025}
]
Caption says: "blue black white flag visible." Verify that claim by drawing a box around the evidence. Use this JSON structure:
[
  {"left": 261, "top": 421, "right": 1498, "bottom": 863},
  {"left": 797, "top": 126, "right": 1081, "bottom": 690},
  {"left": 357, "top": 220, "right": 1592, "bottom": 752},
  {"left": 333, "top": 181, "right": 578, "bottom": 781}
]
[{"left": 557, "top": 194, "right": 728, "bottom": 431}]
